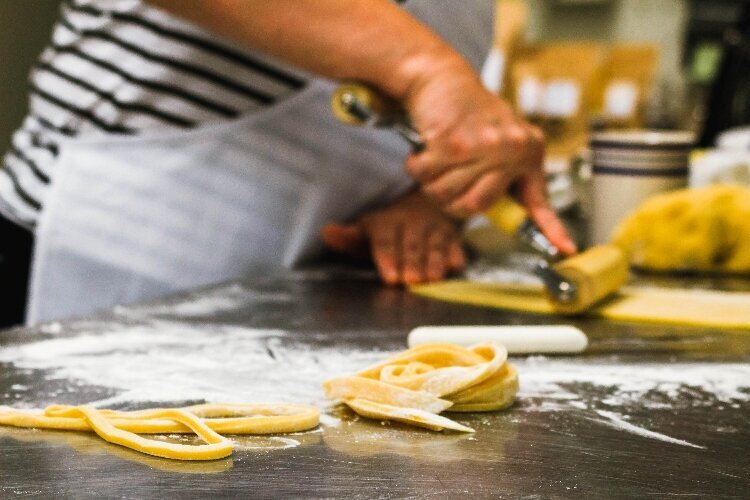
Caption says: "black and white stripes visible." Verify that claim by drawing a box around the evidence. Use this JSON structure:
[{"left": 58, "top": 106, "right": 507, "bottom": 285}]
[{"left": 1, "top": 0, "right": 309, "bottom": 228}]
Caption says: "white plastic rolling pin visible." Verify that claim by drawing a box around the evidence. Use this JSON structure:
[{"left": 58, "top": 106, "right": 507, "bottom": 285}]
[{"left": 407, "top": 326, "right": 588, "bottom": 354}]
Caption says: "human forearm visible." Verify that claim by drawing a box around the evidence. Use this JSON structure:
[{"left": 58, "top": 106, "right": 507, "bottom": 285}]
[
  {"left": 146, "top": 0, "right": 575, "bottom": 251},
  {"left": 144, "top": 0, "right": 473, "bottom": 103}
]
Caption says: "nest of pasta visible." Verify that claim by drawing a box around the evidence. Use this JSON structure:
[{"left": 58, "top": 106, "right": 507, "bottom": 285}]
[{"left": 323, "top": 342, "right": 518, "bottom": 432}]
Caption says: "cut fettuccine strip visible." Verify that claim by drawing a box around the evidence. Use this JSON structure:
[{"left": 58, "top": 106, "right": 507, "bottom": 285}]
[
  {"left": 0, "top": 403, "right": 320, "bottom": 435},
  {"left": 345, "top": 398, "right": 475, "bottom": 433},
  {"left": 323, "top": 376, "right": 453, "bottom": 413}
]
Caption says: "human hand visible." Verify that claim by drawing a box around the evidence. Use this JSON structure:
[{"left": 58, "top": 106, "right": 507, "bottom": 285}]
[
  {"left": 401, "top": 62, "right": 577, "bottom": 255},
  {"left": 322, "top": 191, "right": 466, "bottom": 285},
  {"left": 146, "top": 0, "right": 575, "bottom": 254}
]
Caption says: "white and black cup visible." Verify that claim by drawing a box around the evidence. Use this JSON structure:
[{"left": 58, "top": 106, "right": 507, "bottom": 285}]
[{"left": 589, "top": 130, "right": 695, "bottom": 245}]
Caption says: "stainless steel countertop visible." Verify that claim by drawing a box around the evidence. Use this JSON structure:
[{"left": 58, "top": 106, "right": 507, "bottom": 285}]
[{"left": 1, "top": 267, "right": 748, "bottom": 499}]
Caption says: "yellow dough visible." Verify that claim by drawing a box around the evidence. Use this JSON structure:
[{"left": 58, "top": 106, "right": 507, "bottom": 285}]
[
  {"left": 613, "top": 184, "right": 750, "bottom": 273},
  {"left": 0, "top": 424, "right": 235, "bottom": 474},
  {"left": 323, "top": 342, "right": 519, "bottom": 432},
  {"left": 448, "top": 364, "right": 519, "bottom": 412},
  {"left": 54, "top": 405, "right": 232, "bottom": 461},
  {"left": 344, "top": 398, "right": 475, "bottom": 433},
  {"left": 410, "top": 281, "right": 750, "bottom": 330},
  {"left": 0, "top": 403, "right": 320, "bottom": 461}
]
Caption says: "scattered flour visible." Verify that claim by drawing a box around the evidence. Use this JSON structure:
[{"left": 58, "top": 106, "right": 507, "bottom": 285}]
[
  {"left": 1, "top": 320, "right": 748, "bottom": 450},
  {"left": 231, "top": 436, "right": 300, "bottom": 451},
  {"left": 2, "top": 325, "right": 748, "bottom": 414},
  {"left": 465, "top": 259, "right": 542, "bottom": 286},
  {"left": 590, "top": 410, "right": 706, "bottom": 449},
  {"left": 515, "top": 356, "right": 750, "bottom": 410},
  {"left": 318, "top": 414, "right": 342, "bottom": 428},
  {"left": 115, "top": 284, "right": 294, "bottom": 318},
  {"left": 0, "top": 320, "right": 387, "bottom": 409}
]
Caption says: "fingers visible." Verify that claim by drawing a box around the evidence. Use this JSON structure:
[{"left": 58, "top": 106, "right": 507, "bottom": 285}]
[
  {"left": 448, "top": 239, "right": 466, "bottom": 271},
  {"left": 516, "top": 171, "right": 578, "bottom": 256},
  {"left": 369, "top": 222, "right": 463, "bottom": 286},
  {"left": 321, "top": 224, "right": 368, "bottom": 256},
  {"left": 401, "top": 222, "right": 426, "bottom": 284},
  {"left": 445, "top": 170, "right": 513, "bottom": 218},
  {"left": 369, "top": 225, "right": 401, "bottom": 285},
  {"left": 529, "top": 203, "right": 577, "bottom": 256},
  {"left": 404, "top": 129, "right": 481, "bottom": 184},
  {"left": 420, "top": 161, "right": 486, "bottom": 204},
  {"left": 425, "top": 229, "right": 449, "bottom": 282},
  {"left": 511, "top": 125, "right": 577, "bottom": 254},
  {"left": 421, "top": 156, "right": 524, "bottom": 218},
  {"left": 404, "top": 89, "right": 547, "bottom": 217}
]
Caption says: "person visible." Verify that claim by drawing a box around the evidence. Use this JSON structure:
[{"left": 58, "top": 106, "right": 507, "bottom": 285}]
[{"left": 0, "top": 0, "right": 575, "bottom": 326}]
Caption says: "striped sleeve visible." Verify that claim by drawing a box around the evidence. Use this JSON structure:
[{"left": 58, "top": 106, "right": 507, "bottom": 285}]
[{"left": 0, "top": 0, "right": 310, "bottom": 228}]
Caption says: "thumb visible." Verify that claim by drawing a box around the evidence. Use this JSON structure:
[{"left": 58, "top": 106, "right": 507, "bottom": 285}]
[{"left": 321, "top": 223, "right": 369, "bottom": 256}]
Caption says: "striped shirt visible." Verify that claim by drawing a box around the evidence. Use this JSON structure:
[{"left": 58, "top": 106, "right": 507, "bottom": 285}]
[{"left": 0, "top": 0, "right": 310, "bottom": 229}]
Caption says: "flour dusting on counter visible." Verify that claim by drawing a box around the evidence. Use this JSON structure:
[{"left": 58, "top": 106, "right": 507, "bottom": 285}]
[
  {"left": 514, "top": 356, "right": 750, "bottom": 411},
  {"left": 115, "top": 284, "right": 294, "bottom": 318},
  {"left": 591, "top": 410, "right": 706, "bottom": 449},
  {"left": 464, "top": 259, "right": 542, "bottom": 286},
  {"left": 232, "top": 436, "right": 301, "bottom": 450},
  {"left": 0, "top": 320, "right": 387, "bottom": 409},
  {"left": 1, "top": 325, "right": 747, "bottom": 419}
]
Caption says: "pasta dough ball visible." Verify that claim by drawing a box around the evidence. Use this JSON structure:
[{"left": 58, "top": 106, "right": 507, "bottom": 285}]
[{"left": 612, "top": 184, "right": 750, "bottom": 273}]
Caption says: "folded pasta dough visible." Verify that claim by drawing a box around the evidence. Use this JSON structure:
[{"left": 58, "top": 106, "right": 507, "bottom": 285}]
[
  {"left": 323, "top": 342, "right": 518, "bottom": 432},
  {"left": 613, "top": 184, "right": 750, "bottom": 273},
  {"left": 448, "top": 364, "right": 519, "bottom": 412},
  {"left": 323, "top": 376, "right": 453, "bottom": 413}
]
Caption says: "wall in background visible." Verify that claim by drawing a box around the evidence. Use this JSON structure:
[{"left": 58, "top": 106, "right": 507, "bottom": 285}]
[
  {"left": 1, "top": 0, "right": 691, "bottom": 154},
  {"left": 0, "top": 0, "right": 61, "bottom": 154},
  {"left": 525, "top": 0, "right": 689, "bottom": 88}
]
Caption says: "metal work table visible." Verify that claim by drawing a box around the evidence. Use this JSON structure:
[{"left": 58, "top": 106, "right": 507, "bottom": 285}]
[{"left": 0, "top": 267, "right": 748, "bottom": 498}]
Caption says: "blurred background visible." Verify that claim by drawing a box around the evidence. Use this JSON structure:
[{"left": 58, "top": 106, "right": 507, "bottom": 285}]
[
  {"left": 1, "top": 0, "right": 749, "bottom": 256},
  {"left": 0, "top": 1, "right": 59, "bottom": 155},
  {"left": 3, "top": 0, "right": 748, "bottom": 166},
  {"left": 484, "top": 0, "right": 750, "bottom": 159}
]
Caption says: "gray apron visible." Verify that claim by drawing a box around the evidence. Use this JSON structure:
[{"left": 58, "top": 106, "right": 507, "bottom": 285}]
[{"left": 26, "top": 0, "right": 494, "bottom": 324}]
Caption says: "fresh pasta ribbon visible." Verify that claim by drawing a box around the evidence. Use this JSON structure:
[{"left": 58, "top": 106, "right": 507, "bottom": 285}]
[
  {"left": 51, "top": 405, "right": 233, "bottom": 461},
  {"left": 323, "top": 342, "right": 518, "bottom": 432},
  {"left": 0, "top": 403, "right": 319, "bottom": 461}
]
